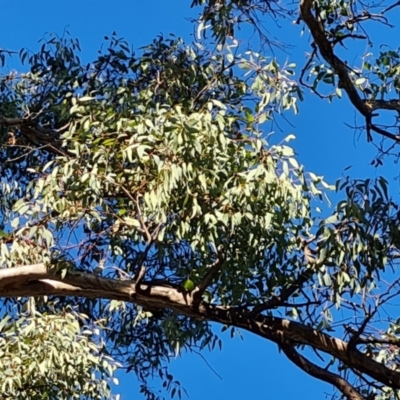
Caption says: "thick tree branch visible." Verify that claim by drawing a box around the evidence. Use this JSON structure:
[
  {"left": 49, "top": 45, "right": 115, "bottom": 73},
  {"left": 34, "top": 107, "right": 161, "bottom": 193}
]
[
  {"left": 0, "top": 264, "right": 201, "bottom": 317},
  {"left": 1, "top": 264, "right": 400, "bottom": 392}
]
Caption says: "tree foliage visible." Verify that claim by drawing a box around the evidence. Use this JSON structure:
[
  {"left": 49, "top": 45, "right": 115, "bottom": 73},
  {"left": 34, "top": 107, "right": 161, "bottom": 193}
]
[
  {"left": 0, "top": 306, "right": 118, "bottom": 400},
  {"left": 1, "top": 0, "right": 400, "bottom": 399}
]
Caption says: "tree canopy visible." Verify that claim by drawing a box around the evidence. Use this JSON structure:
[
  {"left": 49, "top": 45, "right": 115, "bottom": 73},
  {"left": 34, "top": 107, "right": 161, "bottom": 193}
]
[{"left": 1, "top": 1, "right": 400, "bottom": 399}]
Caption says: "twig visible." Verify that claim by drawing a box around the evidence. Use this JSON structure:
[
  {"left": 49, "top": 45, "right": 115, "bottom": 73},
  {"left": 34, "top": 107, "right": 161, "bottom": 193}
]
[
  {"left": 135, "top": 194, "right": 152, "bottom": 243},
  {"left": 347, "top": 309, "right": 374, "bottom": 350},
  {"left": 251, "top": 238, "right": 317, "bottom": 315},
  {"left": 134, "top": 265, "right": 146, "bottom": 290},
  {"left": 192, "top": 349, "right": 223, "bottom": 380},
  {"left": 382, "top": 0, "right": 400, "bottom": 14}
]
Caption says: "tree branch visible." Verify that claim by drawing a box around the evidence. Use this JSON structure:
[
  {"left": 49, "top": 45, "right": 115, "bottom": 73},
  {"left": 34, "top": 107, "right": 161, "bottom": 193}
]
[
  {"left": 252, "top": 238, "right": 317, "bottom": 315},
  {"left": 244, "top": 315, "right": 400, "bottom": 390},
  {"left": 299, "top": 0, "right": 370, "bottom": 117},
  {"left": 281, "top": 343, "right": 367, "bottom": 400},
  {"left": 251, "top": 268, "right": 314, "bottom": 314},
  {"left": 0, "top": 116, "right": 68, "bottom": 156},
  {"left": 0, "top": 264, "right": 195, "bottom": 315},
  {"left": 299, "top": 0, "right": 400, "bottom": 143},
  {"left": 1, "top": 264, "right": 400, "bottom": 391},
  {"left": 193, "top": 249, "right": 225, "bottom": 304}
]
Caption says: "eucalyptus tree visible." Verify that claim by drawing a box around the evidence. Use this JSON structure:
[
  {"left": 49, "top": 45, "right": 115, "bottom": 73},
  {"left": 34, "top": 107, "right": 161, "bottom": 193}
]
[{"left": 0, "top": 0, "right": 400, "bottom": 399}]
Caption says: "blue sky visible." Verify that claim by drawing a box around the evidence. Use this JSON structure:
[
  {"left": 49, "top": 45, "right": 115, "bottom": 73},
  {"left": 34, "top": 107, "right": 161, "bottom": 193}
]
[{"left": 1, "top": 1, "right": 399, "bottom": 399}]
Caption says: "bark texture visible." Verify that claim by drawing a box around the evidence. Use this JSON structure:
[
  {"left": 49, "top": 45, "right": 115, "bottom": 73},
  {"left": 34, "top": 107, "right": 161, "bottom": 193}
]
[{"left": 0, "top": 263, "right": 398, "bottom": 400}]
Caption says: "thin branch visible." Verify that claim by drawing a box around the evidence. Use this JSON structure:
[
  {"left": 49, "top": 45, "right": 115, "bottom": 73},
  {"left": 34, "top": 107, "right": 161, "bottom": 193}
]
[
  {"left": 345, "top": 323, "right": 400, "bottom": 346},
  {"left": 193, "top": 248, "right": 225, "bottom": 304},
  {"left": 369, "top": 121, "right": 400, "bottom": 142},
  {"left": 251, "top": 269, "right": 313, "bottom": 315},
  {"left": 382, "top": 0, "right": 400, "bottom": 14},
  {"left": 332, "top": 34, "right": 367, "bottom": 46},
  {"left": 192, "top": 349, "right": 223, "bottom": 380},
  {"left": 135, "top": 194, "right": 152, "bottom": 243},
  {"left": 251, "top": 238, "right": 316, "bottom": 315},
  {"left": 348, "top": 308, "right": 374, "bottom": 350},
  {"left": 134, "top": 265, "right": 146, "bottom": 290}
]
